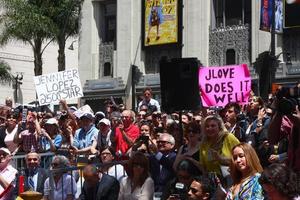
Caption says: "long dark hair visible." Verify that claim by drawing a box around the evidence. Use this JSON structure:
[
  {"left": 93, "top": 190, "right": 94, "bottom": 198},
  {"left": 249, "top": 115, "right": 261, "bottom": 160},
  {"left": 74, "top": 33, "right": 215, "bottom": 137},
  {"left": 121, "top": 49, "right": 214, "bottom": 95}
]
[{"left": 127, "top": 152, "right": 150, "bottom": 187}]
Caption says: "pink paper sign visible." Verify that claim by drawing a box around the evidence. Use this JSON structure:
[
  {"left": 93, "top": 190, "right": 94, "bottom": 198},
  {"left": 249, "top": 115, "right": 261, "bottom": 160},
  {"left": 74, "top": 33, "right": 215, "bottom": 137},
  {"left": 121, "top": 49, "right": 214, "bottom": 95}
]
[{"left": 199, "top": 64, "right": 251, "bottom": 107}]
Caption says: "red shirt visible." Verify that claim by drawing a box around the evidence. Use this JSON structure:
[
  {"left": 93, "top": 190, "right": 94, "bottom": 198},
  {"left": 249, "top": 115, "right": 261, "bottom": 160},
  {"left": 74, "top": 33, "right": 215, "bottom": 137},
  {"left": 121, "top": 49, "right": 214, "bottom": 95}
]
[{"left": 115, "top": 124, "right": 140, "bottom": 155}]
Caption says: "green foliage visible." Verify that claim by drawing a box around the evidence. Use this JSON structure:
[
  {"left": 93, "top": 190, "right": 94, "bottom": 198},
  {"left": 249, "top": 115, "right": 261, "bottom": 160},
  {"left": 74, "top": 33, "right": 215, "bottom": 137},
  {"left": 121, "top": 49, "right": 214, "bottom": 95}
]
[
  {"left": 0, "top": 60, "right": 12, "bottom": 83},
  {"left": 0, "top": 0, "right": 56, "bottom": 46}
]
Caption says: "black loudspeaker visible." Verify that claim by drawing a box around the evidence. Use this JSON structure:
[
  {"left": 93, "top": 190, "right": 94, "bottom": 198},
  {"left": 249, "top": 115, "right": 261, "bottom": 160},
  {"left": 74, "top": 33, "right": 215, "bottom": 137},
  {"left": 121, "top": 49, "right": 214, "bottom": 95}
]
[{"left": 160, "top": 58, "right": 201, "bottom": 113}]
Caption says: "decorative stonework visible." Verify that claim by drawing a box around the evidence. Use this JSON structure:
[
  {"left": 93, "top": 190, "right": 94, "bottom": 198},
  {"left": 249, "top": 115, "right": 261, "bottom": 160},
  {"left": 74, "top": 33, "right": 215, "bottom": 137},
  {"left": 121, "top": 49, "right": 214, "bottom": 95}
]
[
  {"left": 145, "top": 48, "right": 181, "bottom": 74},
  {"left": 209, "top": 24, "right": 251, "bottom": 71},
  {"left": 99, "top": 42, "right": 114, "bottom": 78},
  {"left": 0, "top": 52, "right": 34, "bottom": 62}
]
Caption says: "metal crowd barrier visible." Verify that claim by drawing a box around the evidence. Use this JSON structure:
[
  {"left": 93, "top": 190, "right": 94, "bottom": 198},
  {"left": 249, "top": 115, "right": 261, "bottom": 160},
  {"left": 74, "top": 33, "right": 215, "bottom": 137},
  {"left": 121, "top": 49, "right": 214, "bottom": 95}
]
[
  {"left": 46, "top": 161, "right": 127, "bottom": 199},
  {"left": 12, "top": 152, "right": 55, "bottom": 170}
]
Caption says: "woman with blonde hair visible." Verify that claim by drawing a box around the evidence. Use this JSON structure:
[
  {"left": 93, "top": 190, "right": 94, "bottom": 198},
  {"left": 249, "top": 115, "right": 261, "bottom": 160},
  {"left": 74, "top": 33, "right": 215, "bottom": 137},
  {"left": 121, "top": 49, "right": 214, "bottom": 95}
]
[
  {"left": 199, "top": 115, "right": 240, "bottom": 178},
  {"left": 226, "top": 142, "right": 264, "bottom": 199}
]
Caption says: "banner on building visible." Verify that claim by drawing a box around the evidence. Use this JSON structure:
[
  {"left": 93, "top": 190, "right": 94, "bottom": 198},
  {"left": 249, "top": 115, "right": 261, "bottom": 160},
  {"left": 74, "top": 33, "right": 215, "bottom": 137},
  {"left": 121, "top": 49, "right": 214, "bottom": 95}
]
[
  {"left": 260, "top": 0, "right": 283, "bottom": 33},
  {"left": 284, "top": 0, "right": 300, "bottom": 28},
  {"left": 33, "top": 69, "right": 83, "bottom": 105},
  {"left": 198, "top": 64, "right": 252, "bottom": 107},
  {"left": 142, "top": 0, "right": 181, "bottom": 47}
]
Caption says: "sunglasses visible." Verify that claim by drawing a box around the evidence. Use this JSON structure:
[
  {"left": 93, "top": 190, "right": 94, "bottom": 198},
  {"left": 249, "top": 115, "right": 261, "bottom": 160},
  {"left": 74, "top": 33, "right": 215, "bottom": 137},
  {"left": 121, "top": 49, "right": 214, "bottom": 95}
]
[{"left": 132, "top": 163, "right": 144, "bottom": 168}]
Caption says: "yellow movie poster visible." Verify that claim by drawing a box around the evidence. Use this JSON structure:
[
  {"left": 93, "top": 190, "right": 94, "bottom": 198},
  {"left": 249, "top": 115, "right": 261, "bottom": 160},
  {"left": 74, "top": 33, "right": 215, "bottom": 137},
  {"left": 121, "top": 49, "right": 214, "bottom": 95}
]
[{"left": 144, "top": 0, "right": 178, "bottom": 46}]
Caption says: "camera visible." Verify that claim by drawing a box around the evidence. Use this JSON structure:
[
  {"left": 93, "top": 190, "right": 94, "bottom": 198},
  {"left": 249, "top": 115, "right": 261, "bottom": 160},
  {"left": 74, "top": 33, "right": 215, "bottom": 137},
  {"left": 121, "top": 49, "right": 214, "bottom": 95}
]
[
  {"left": 132, "top": 135, "right": 150, "bottom": 151},
  {"left": 169, "top": 182, "right": 188, "bottom": 200}
]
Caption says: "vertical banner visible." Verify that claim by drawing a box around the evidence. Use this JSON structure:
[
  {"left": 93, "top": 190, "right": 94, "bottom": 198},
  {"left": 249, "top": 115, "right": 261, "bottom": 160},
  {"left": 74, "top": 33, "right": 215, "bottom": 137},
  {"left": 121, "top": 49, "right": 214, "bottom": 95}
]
[
  {"left": 260, "top": 0, "right": 283, "bottom": 33},
  {"left": 284, "top": 0, "right": 300, "bottom": 28},
  {"left": 143, "top": 0, "right": 179, "bottom": 47},
  {"left": 199, "top": 64, "right": 252, "bottom": 107},
  {"left": 33, "top": 69, "right": 83, "bottom": 105}
]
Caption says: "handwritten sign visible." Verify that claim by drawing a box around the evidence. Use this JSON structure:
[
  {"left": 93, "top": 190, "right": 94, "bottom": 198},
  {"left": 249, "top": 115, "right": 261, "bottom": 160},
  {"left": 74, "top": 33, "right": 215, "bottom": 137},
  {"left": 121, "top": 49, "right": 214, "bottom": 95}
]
[
  {"left": 34, "top": 69, "right": 83, "bottom": 105},
  {"left": 199, "top": 64, "right": 251, "bottom": 107}
]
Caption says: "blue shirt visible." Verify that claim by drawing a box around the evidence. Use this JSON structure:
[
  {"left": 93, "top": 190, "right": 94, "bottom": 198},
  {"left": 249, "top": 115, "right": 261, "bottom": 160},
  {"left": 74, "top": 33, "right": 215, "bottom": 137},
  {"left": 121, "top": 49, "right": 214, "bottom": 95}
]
[
  {"left": 73, "top": 125, "right": 98, "bottom": 149},
  {"left": 40, "top": 134, "right": 62, "bottom": 151}
]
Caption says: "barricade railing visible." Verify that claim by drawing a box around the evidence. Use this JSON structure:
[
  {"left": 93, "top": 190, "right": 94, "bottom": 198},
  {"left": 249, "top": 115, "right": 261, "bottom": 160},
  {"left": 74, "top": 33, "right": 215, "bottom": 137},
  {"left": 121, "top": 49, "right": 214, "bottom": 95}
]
[
  {"left": 12, "top": 152, "right": 55, "bottom": 170},
  {"left": 16, "top": 159, "right": 127, "bottom": 199},
  {"left": 49, "top": 161, "right": 126, "bottom": 199}
]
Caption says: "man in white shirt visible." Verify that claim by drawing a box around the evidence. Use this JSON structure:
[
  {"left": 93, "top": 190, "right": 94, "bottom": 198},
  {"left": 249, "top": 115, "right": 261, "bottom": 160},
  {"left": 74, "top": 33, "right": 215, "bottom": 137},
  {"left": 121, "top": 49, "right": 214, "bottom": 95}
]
[
  {"left": 43, "top": 155, "right": 77, "bottom": 200},
  {"left": 138, "top": 87, "right": 161, "bottom": 112}
]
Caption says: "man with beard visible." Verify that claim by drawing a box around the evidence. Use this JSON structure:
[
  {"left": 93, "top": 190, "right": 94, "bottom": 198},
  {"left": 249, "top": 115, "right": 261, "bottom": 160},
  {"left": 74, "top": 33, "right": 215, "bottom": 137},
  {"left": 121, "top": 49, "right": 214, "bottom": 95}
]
[{"left": 0, "top": 148, "right": 17, "bottom": 200}]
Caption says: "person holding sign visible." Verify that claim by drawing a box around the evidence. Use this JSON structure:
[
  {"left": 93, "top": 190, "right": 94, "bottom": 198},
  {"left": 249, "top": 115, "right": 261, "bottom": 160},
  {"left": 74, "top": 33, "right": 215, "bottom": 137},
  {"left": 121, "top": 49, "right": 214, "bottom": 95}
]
[{"left": 199, "top": 115, "right": 239, "bottom": 186}]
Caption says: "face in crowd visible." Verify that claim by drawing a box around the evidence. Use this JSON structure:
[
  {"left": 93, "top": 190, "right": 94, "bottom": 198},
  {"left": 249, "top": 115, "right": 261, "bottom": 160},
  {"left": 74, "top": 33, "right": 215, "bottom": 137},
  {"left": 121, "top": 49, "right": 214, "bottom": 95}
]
[
  {"left": 100, "top": 148, "right": 115, "bottom": 163},
  {"left": 0, "top": 150, "right": 11, "bottom": 170},
  {"left": 140, "top": 124, "right": 151, "bottom": 136},
  {"left": 188, "top": 180, "right": 210, "bottom": 200},
  {"left": 26, "top": 152, "right": 41, "bottom": 170},
  {"left": 143, "top": 89, "right": 152, "bottom": 102},
  {"left": 225, "top": 106, "right": 237, "bottom": 124},
  {"left": 121, "top": 110, "right": 133, "bottom": 128},
  {"left": 157, "top": 133, "right": 174, "bottom": 153},
  {"left": 98, "top": 123, "right": 110, "bottom": 134},
  {"left": 232, "top": 146, "right": 249, "bottom": 176},
  {"left": 204, "top": 119, "right": 220, "bottom": 140}
]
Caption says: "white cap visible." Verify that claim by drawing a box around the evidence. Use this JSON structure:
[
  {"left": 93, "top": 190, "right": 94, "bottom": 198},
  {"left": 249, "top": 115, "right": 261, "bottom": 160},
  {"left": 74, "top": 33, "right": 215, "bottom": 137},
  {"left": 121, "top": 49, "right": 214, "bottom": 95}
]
[
  {"left": 98, "top": 118, "right": 111, "bottom": 127},
  {"left": 80, "top": 112, "right": 95, "bottom": 120},
  {"left": 45, "top": 118, "right": 58, "bottom": 125},
  {"left": 0, "top": 147, "right": 11, "bottom": 155}
]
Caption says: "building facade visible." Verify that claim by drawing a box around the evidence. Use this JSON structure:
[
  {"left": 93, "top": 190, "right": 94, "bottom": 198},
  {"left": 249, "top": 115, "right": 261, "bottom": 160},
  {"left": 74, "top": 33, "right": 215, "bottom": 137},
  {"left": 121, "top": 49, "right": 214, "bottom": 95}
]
[
  {"left": 0, "top": 39, "right": 79, "bottom": 107},
  {"left": 79, "top": 0, "right": 299, "bottom": 112}
]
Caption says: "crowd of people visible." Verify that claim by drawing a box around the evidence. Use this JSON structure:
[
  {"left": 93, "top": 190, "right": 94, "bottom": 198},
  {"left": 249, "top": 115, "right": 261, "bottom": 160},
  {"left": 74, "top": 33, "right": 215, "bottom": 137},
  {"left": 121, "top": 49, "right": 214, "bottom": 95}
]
[{"left": 0, "top": 87, "right": 299, "bottom": 200}]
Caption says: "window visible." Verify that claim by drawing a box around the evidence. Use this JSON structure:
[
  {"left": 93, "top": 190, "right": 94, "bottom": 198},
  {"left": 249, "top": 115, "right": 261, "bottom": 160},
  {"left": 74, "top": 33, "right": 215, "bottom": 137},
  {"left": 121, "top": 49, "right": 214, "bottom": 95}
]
[
  {"left": 226, "top": 49, "right": 236, "bottom": 65},
  {"left": 212, "top": 0, "right": 251, "bottom": 27},
  {"left": 103, "top": 3, "right": 116, "bottom": 43},
  {"left": 104, "top": 62, "right": 112, "bottom": 76}
]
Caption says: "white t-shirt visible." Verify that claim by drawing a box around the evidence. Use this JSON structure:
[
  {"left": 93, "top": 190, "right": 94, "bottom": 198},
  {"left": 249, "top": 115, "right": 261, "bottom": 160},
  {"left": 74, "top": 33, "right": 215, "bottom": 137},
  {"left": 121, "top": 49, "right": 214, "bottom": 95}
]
[
  {"left": 118, "top": 176, "right": 154, "bottom": 200},
  {"left": 4, "top": 126, "right": 18, "bottom": 154}
]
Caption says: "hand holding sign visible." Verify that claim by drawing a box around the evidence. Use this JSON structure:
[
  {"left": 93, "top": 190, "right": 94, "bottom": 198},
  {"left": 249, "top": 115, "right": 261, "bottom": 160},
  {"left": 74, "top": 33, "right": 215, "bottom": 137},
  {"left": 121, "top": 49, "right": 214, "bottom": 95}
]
[
  {"left": 34, "top": 69, "right": 83, "bottom": 105},
  {"left": 199, "top": 64, "right": 251, "bottom": 107}
]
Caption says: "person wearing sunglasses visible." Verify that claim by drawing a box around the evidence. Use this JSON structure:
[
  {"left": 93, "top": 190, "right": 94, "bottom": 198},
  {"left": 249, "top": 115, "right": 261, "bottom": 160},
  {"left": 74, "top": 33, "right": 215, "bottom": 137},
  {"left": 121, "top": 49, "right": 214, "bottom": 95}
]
[
  {"left": 118, "top": 152, "right": 154, "bottom": 200},
  {"left": 43, "top": 155, "right": 77, "bottom": 200}
]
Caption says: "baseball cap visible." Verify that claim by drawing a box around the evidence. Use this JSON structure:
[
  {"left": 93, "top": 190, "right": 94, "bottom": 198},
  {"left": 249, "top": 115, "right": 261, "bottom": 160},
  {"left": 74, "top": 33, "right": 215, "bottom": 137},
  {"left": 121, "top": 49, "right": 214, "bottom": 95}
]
[
  {"left": 95, "top": 111, "right": 105, "bottom": 118},
  {"left": 45, "top": 118, "right": 58, "bottom": 125},
  {"left": 98, "top": 118, "right": 111, "bottom": 127},
  {"left": 0, "top": 147, "right": 11, "bottom": 156},
  {"left": 80, "top": 112, "right": 94, "bottom": 120}
]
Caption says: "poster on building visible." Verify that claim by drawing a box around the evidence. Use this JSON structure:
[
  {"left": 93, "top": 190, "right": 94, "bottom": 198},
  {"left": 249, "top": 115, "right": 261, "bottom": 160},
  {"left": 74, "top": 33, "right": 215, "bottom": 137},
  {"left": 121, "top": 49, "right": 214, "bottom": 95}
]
[
  {"left": 33, "top": 69, "right": 83, "bottom": 105},
  {"left": 284, "top": 0, "right": 300, "bottom": 28},
  {"left": 198, "top": 64, "right": 252, "bottom": 107},
  {"left": 143, "top": 0, "right": 180, "bottom": 47},
  {"left": 260, "top": 0, "right": 283, "bottom": 33}
]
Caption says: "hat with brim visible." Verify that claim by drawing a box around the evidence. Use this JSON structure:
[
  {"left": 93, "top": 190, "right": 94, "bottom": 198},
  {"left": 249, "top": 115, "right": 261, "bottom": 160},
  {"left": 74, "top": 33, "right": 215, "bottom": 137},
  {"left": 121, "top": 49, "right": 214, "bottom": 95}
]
[
  {"left": 98, "top": 118, "right": 111, "bottom": 127},
  {"left": 80, "top": 112, "right": 94, "bottom": 120},
  {"left": 45, "top": 118, "right": 58, "bottom": 126},
  {"left": 0, "top": 147, "right": 11, "bottom": 156}
]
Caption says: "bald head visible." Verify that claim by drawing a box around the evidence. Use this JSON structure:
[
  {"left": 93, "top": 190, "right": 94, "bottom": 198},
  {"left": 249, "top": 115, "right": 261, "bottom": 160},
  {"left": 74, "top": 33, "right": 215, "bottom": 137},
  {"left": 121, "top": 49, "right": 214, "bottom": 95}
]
[{"left": 83, "top": 164, "right": 99, "bottom": 185}]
